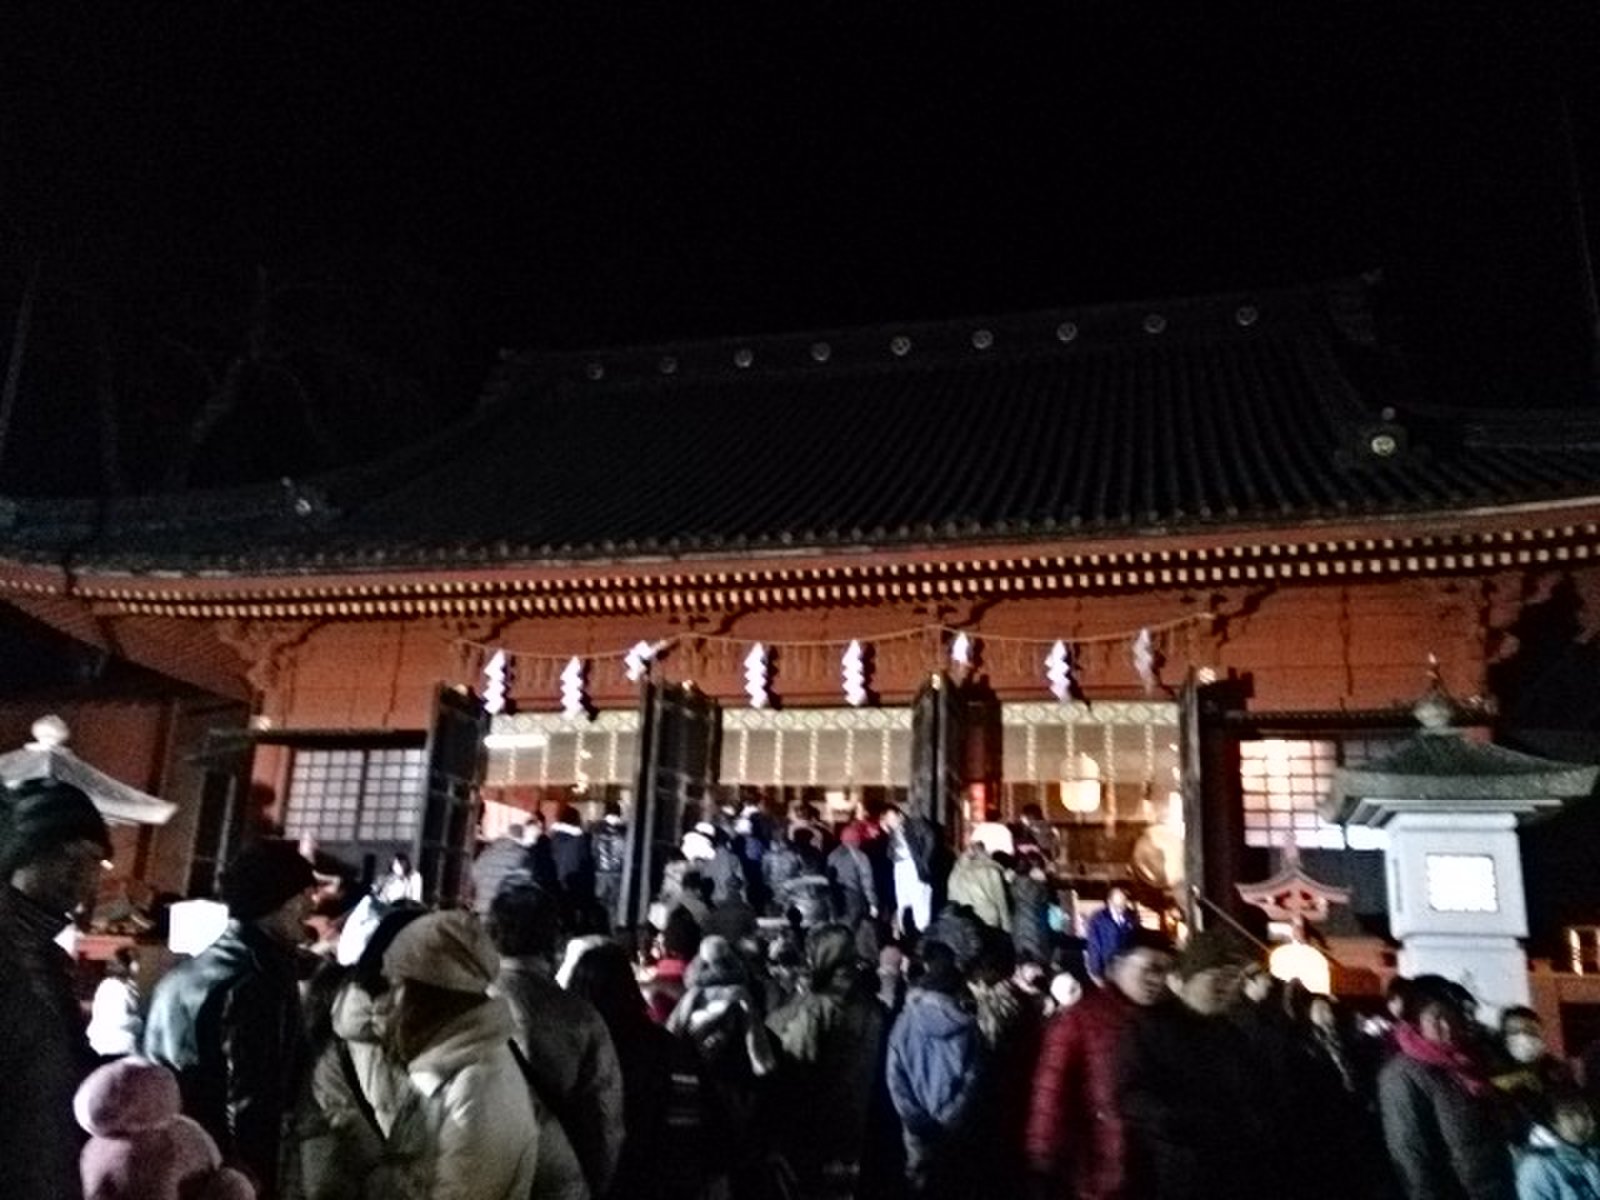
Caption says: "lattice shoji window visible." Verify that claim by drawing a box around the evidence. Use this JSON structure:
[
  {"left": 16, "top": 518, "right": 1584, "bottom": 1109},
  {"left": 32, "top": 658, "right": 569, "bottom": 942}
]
[{"left": 285, "top": 747, "right": 426, "bottom": 843}]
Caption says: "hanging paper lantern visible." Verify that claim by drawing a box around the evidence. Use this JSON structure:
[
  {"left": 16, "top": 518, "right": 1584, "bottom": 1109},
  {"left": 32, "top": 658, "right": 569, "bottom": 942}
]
[
  {"left": 623, "top": 640, "right": 655, "bottom": 683},
  {"left": 1132, "top": 628, "right": 1156, "bottom": 693},
  {"left": 1044, "top": 640, "right": 1074, "bottom": 703},
  {"left": 842, "top": 640, "right": 869, "bottom": 707},
  {"left": 560, "top": 656, "right": 591, "bottom": 718},
  {"left": 744, "top": 644, "right": 771, "bottom": 709},
  {"left": 950, "top": 632, "right": 974, "bottom": 672},
  {"left": 482, "top": 649, "right": 511, "bottom": 716},
  {"left": 1060, "top": 751, "right": 1103, "bottom": 814}
]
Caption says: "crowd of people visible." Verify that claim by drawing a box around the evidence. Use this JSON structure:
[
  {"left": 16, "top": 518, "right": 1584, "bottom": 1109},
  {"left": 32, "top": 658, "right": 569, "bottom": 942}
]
[{"left": 9, "top": 779, "right": 1600, "bottom": 1198}]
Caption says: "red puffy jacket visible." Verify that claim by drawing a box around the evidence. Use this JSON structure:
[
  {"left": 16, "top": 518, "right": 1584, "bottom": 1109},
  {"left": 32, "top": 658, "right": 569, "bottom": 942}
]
[{"left": 1025, "top": 985, "right": 1136, "bottom": 1200}]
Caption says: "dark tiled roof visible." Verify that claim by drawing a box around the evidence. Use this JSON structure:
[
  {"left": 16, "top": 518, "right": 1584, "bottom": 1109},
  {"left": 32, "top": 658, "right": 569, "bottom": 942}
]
[{"left": 6, "top": 279, "right": 1600, "bottom": 575}]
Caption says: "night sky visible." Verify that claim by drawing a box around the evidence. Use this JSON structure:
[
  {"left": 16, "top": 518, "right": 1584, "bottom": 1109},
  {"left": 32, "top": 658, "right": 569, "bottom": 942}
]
[{"left": 2, "top": 5, "right": 1598, "bottom": 494}]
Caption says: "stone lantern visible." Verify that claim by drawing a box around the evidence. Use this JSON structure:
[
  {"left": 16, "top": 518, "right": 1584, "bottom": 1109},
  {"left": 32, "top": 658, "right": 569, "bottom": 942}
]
[{"left": 1325, "top": 680, "right": 1597, "bottom": 1014}]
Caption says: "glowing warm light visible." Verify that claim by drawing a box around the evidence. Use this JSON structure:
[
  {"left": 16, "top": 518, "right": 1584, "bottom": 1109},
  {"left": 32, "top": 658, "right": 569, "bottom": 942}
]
[
  {"left": 1269, "top": 939, "right": 1332, "bottom": 995},
  {"left": 1061, "top": 752, "right": 1103, "bottom": 814},
  {"left": 1425, "top": 854, "right": 1499, "bottom": 914}
]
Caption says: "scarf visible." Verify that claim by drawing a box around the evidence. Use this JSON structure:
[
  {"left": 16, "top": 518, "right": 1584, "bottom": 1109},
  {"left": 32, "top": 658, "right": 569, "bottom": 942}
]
[{"left": 1395, "top": 1021, "right": 1493, "bottom": 1097}]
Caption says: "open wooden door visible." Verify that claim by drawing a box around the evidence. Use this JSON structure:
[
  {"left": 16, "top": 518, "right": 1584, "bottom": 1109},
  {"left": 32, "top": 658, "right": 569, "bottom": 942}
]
[
  {"left": 618, "top": 681, "right": 721, "bottom": 933},
  {"left": 415, "top": 685, "right": 488, "bottom": 907}
]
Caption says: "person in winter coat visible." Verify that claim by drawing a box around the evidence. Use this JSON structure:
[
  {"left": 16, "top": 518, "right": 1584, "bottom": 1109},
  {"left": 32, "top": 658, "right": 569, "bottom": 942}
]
[
  {"left": 282, "top": 908, "right": 427, "bottom": 1200},
  {"left": 1010, "top": 861, "right": 1054, "bottom": 969},
  {"left": 887, "top": 941, "right": 987, "bottom": 1197},
  {"left": 763, "top": 833, "right": 806, "bottom": 912},
  {"left": 590, "top": 803, "right": 628, "bottom": 930},
  {"left": 827, "top": 823, "right": 879, "bottom": 929},
  {"left": 1084, "top": 889, "right": 1137, "bottom": 984},
  {"left": 1495, "top": 1007, "right": 1578, "bottom": 1145},
  {"left": 1026, "top": 928, "right": 1174, "bottom": 1200},
  {"left": 144, "top": 840, "right": 317, "bottom": 1195},
  {"left": 1378, "top": 974, "right": 1516, "bottom": 1200},
  {"left": 1116, "top": 930, "right": 1277, "bottom": 1200},
  {"left": 0, "top": 778, "right": 114, "bottom": 1200},
  {"left": 565, "top": 940, "right": 710, "bottom": 1200},
  {"left": 471, "top": 823, "right": 537, "bottom": 915},
  {"left": 487, "top": 882, "right": 624, "bottom": 1199},
  {"left": 947, "top": 841, "right": 1013, "bottom": 933},
  {"left": 381, "top": 910, "right": 541, "bottom": 1200},
  {"left": 1516, "top": 1089, "right": 1600, "bottom": 1200},
  {"left": 547, "top": 806, "right": 597, "bottom": 915},
  {"left": 666, "top": 936, "right": 779, "bottom": 1194},
  {"left": 767, "top": 924, "right": 887, "bottom": 1193},
  {"left": 644, "top": 906, "right": 701, "bottom": 1024}
]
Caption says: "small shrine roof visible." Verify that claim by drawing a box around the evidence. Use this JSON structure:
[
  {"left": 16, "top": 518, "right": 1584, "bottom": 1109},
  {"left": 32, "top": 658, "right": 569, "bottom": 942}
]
[
  {"left": 1325, "top": 731, "right": 1599, "bottom": 826},
  {"left": 0, "top": 717, "right": 175, "bottom": 826},
  {"left": 4, "top": 278, "right": 1600, "bottom": 580}
]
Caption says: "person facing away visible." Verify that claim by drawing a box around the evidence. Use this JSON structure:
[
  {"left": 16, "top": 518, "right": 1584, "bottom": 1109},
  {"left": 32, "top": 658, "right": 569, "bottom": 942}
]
[
  {"left": 826, "top": 821, "right": 879, "bottom": 928},
  {"left": 88, "top": 945, "right": 144, "bottom": 1058},
  {"left": 486, "top": 881, "right": 623, "bottom": 1199},
  {"left": 471, "top": 821, "right": 537, "bottom": 915},
  {"left": 1026, "top": 927, "right": 1175, "bottom": 1200},
  {"left": 282, "top": 906, "right": 427, "bottom": 1200},
  {"left": 563, "top": 940, "right": 711, "bottom": 1200},
  {"left": 0, "top": 777, "right": 113, "bottom": 1200},
  {"left": 1516, "top": 1088, "right": 1600, "bottom": 1200},
  {"left": 590, "top": 801, "right": 628, "bottom": 929},
  {"left": 144, "top": 839, "right": 317, "bottom": 1196},
  {"left": 887, "top": 940, "right": 987, "bottom": 1198},
  {"left": 1084, "top": 888, "right": 1137, "bottom": 984},
  {"left": 1116, "top": 929, "right": 1278, "bottom": 1200},
  {"left": 881, "top": 804, "right": 939, "bottom": 937},
  {"left": 546, "top": 804, "right": 596, "bottom": 908},
  {"left": 380, "top": 910, "right": 541, "bottom": 1200},
  {"left": 766, "top": 923, "right": 887, "bottom": 1192},
  {"left": 1378, "top": 973, "right": 1516, "bottom": 1200}
]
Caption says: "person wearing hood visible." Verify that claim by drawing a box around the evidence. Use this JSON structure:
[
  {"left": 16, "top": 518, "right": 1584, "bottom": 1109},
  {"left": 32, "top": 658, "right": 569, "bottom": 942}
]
[
  {"left": 487, "top": 882, "right": 623, "bottom": 1199},
  {"left": 145, "top": 839, "right": 317, "bottom": 1195},
  {"left": 1516, "top": 1089, "right": 1600, "bottom": 1200},
  {"left": 1378, "top": 973, "right": 1515, "bottom": 1200},
  {"left": 283, "top": 907, "right": 426, "bottom": 1199},
  {"left": 887, "top": 940, "right": 987, "bottom": 1197},
  {"left": 666, "top": 936, "right": 778, "bottom": 1195},
  {"left": 767, "top": 924, "right": 887, "bottom": 1194},
  {"left": 0, "top": 777, "right": 113, "bottom": 1200},
  {"left": 381, "top": 910, "right": 541, "bottom": 1200}
]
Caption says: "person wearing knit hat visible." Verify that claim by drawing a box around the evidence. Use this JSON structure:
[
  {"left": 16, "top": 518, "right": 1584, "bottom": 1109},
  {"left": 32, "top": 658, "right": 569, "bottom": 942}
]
[
  {"left": 143, "top": 841, "right": 317, "bottom": 1195},
  {"left": 381, "top": 910, "right": 542, "bottom": 1200},
  {"left": 0, "top": 778, "right": 113, "bottom": 1199}
]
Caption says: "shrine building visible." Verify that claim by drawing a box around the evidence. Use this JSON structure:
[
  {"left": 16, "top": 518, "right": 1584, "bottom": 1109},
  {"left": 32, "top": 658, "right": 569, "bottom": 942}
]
[{"left": 4, "top": 277, "right": 1600, "bottom": 985}]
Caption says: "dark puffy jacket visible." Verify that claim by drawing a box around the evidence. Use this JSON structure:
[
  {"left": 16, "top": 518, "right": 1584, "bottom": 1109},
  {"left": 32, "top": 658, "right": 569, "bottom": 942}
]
[
  {"left": 592, "top": 820, "right": 628, "bottom": 876},
  {"left": 471, "top": 836, "right": 534, "bottom": 914},
  {"left": 1117, "top": 999, "right": 1277, "bottom": 1200},
  {"left": 144, "top": 920, "right": 305, "bottom": 1194},
  {"left": 1010, "top": 873, "right": 1053, "bottom": 966},
  {"left": 1378, "top": 1051, "right": 1515, "bottom": 1200},
  {"left": 1027, "top": 986, "right": 1136, "bottom": 1199},
  {"left": 547, "top": 824, "right": 596, "bottom": 901},
  {"left": 0, "top": 886, "right": 91, "bottom": 1200}
]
